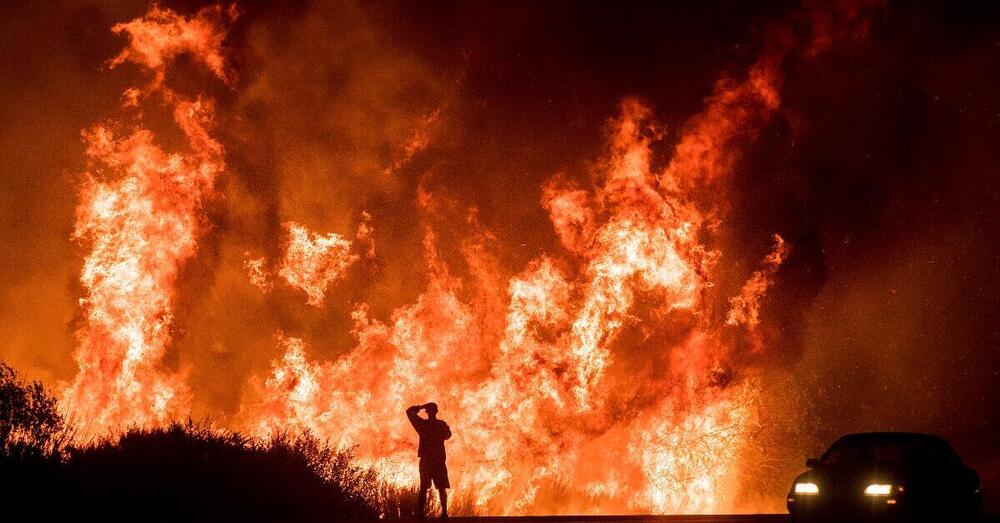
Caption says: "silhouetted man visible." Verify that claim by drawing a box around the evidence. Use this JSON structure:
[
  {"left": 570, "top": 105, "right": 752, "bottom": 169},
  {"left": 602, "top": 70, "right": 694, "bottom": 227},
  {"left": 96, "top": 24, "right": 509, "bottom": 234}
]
[{"left": 406, "top": 402, "right": 451, "bottom": 518}]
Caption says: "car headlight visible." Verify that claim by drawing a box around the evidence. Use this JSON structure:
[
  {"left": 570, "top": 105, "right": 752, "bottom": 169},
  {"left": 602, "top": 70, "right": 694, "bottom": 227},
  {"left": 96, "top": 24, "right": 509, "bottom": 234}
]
[
  {"left": 864, "top": 483, "right": 893, "bottom": 496},
  {"left": 794, "top": 482, "right": 819, "bottom": 494}
]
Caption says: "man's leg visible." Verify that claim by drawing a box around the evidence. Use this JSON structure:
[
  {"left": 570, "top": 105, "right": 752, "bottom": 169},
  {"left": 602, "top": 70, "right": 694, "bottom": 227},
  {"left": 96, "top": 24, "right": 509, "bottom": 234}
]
[
  {"left": 418, "top": 457, "right": 429, "bottom": 519},
  {"left": 439, "top": 488, "right": 448, "bottom": 518},
  {"left": 418, "top": 487, "right": 427, "bottom": 519}
]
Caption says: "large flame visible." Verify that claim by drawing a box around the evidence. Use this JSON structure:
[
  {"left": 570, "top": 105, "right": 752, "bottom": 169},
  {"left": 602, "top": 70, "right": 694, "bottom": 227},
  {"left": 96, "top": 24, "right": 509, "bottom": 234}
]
[
  {"left": 239, "top": 91, "right": 779, "bottom": 513},
  {"left": 61, "top": 5, "right": 235, "bottom": 436},
  {"left": 244, "top": 216, "right": 373, "bottom": 304},
  {"left": 58, "top": 0, "right": 882, "bottom": 514}
]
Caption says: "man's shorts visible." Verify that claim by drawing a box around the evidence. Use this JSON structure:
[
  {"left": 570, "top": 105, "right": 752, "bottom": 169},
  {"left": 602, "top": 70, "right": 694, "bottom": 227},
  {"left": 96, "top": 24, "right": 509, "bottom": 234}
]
[{"left": 419, "top": 457, "right": 450, "bottom": 490}]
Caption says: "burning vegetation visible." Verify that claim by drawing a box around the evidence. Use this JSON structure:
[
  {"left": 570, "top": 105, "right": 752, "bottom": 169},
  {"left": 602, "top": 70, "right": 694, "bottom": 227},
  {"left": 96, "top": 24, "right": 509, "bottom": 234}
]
[
  {"left": 6, "top": 0, "right": 998, "bottom": 518},
  {"left": 48, "top": 1, "right": 880, "bottom": 515}
]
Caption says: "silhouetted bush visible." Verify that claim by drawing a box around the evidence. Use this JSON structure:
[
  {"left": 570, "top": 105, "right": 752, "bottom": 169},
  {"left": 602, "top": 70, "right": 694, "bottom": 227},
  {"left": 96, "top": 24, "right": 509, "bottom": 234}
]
[
  {"left": 0, "top": 362, "right": 68, "bottom": 458},
  {"left": 0, "top": 361, "right": 423, "bottom": 521},
  {"left": 0, "top": 362, "right": 68, "bottom": 514},
  {"left": 55, "top": 422, "right": 380, "bottom": 521}
]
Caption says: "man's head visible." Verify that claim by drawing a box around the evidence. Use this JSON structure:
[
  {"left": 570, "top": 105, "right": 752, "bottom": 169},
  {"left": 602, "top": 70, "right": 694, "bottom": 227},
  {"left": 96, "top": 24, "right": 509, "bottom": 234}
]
[{"left": 425, "top": 403, "right": 439, "bottom": 417}]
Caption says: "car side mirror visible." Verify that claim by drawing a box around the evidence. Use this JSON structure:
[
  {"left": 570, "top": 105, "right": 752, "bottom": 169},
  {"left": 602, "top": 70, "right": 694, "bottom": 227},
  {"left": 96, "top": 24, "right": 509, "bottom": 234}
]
[{"left": 806, "top": 458, "right": 820, "bottom": 468}]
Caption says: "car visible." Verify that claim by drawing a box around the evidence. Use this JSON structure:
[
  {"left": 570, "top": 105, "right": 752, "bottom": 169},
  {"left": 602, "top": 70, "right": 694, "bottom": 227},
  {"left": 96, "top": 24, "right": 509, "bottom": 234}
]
[{"left": 787, "top": 432, "right": 981, "bottom": 522}]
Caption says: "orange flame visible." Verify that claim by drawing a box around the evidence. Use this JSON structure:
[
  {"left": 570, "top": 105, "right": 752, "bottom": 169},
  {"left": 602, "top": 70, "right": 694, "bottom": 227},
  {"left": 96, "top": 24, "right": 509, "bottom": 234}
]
[
  {"left": 727, "top": 235, "right": 790, "bottom": 329},
  {"left": 58, "top": 1, "right": 883, "bottom": 513},
  {"left": 109, "top": 4, "right": 236, "bottom": 86},
  {"left": 244, "top": 253, "right": 273, "bottom": 292},
  {"left": 244, "top": 216, "right": 373, "bottom": 305},
  {"left": 238, "top": 2, "right": 882, "bottom": 510},
  {"left": 61, "top": 5, "right": 234, "bottom": 436},
  {"left": 277, "top": 222, "right": 358, "bottom": 307},
  {"left": 241, "top": 92, "right": 782, "bottom": 513},
  {"left": 384, "top": 109, "right": 441, "bottom": 176}
]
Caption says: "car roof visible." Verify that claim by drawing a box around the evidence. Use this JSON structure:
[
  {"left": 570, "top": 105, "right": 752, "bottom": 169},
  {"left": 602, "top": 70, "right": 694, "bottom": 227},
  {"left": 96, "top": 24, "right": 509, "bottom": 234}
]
[
  {"left": 835, "top": 431, "right": 946, "bottom": 442},
  {"left": 819, "top": 432, "right": 966, "bottom": 466},
  {"left": 829, "top": 432, "right": 953, "bottom": 449}
]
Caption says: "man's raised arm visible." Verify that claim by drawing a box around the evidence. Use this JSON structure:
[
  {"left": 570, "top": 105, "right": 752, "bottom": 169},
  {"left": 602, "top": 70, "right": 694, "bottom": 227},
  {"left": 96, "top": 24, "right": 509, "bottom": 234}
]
[{"left": 406, "top": 404, "right": 423, "bottom": 429}]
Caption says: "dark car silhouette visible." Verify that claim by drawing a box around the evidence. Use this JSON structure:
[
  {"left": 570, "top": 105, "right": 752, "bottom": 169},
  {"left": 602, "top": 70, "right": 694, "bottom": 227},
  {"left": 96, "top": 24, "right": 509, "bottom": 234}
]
[{"left": 787, "top": 432, "right": 981, "bottom": 522}]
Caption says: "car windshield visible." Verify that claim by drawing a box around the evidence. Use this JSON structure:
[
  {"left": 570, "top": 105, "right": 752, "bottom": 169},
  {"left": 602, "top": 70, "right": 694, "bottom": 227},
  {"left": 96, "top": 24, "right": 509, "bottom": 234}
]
[{"left": 820, "top": 435, "right": 959, "bottom": 467}]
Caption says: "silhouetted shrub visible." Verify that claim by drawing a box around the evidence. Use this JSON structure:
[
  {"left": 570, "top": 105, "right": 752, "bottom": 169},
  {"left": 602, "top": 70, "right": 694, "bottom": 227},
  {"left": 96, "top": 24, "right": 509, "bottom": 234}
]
[
  {"left": 0, "top": 361, "right": 68, "bottom": 458},
  {"left": 0, "top": 361, "right": 424, "bottom": 521},
  {"left": 0, "top": 362, "right": 69, "bottom": 511},
  {"left": 46, "top": 422, "right": 381, "bottom": 521},
  {"left": 0, "top": 360, "right": 443, "bottom": 520}
]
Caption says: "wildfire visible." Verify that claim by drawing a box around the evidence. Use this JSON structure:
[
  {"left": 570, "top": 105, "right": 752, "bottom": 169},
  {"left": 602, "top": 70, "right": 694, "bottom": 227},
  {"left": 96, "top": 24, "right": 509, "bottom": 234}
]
[
  {"left": 384, "top": 109, "right": 441, "bottom": 176},
  {"left": 238, "top": 0, "right": 879, "bottom": 513},
  {"left": 727, "top": 235, "right": 791, "bottom": 330},
  {"left": 276, "top": 222, "right": 358, "bottom": 306},
  {"left": 58, "top": 0, "right": 881, "bottom": 514},
  {"left": 242, "top": 88, "right": 770, "bottom": 512},
  {"left": 244, "top": 216, "right": 373, "bottom": 305},
  {"left": 61, "top": 5, "right": 235, "bottom": 436}
]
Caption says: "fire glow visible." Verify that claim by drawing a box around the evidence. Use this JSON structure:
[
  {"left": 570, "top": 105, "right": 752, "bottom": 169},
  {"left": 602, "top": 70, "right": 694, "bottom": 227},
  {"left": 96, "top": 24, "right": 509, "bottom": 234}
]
[{"left": 56, "top": 1, "right": 880, "bottom": 516}]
